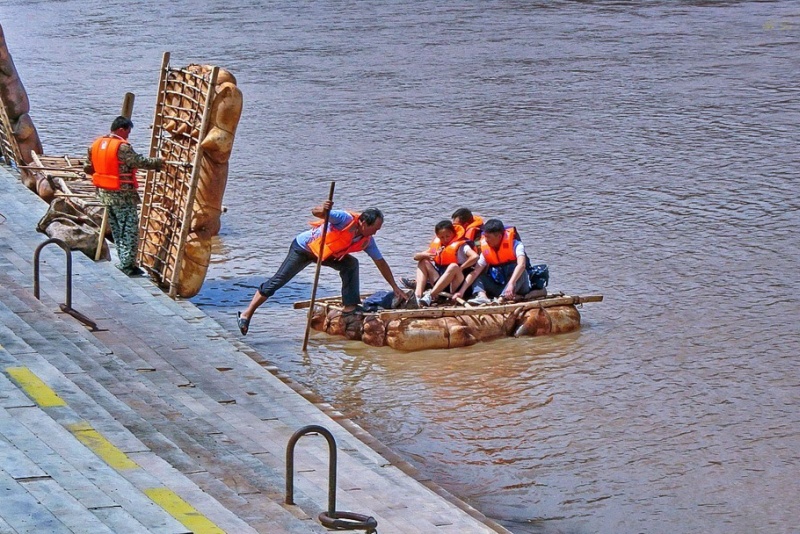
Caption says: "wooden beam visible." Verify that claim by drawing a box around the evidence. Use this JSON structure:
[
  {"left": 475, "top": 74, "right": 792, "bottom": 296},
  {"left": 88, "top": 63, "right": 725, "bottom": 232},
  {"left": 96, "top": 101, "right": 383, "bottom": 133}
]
[
  {"left": 120, "top": 92, "right": 135, "bottom": 119},
  {"left": 376, "top": 295, "right": 604, "bottom": 321},
  {"left": 293, "top": 294, "right": 372, "bottom": 309}
]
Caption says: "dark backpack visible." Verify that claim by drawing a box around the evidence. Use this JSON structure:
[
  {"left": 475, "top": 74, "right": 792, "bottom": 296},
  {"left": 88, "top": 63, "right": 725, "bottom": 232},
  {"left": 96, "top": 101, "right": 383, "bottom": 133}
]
[
  {"left": 527, "top": 263, "right": 549, "bottom": 290},
  {"left": 490, "top": 227, "right": 549, "bottom": 290},
  {"left": 362, "top": 290, "right": 395, "bottom": 312}
]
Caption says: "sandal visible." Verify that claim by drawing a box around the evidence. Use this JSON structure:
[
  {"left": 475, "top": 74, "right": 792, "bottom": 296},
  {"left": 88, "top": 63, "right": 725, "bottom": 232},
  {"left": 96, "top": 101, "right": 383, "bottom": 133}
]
[{"left": 237, "top": 311, "right": 250, "bottom": 335}]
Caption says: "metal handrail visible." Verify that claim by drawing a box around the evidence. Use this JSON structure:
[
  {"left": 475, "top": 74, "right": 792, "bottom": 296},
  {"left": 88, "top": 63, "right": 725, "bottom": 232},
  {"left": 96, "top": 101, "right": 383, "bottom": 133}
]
[
  {"left": 286, "top": 425, "right": 378, "bottom": 532},
  {"left": 34, "top": 238, "right": 73, "bottom": 306},
  {"left": 33, "top": 238, "right": 98, "bottom": 331}
]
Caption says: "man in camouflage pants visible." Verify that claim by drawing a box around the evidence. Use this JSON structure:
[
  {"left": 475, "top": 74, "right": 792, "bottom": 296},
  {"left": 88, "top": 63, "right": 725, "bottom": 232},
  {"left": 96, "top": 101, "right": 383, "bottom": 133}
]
[{"left": 85, "top": 116, "right": 163, "bottom": 276}]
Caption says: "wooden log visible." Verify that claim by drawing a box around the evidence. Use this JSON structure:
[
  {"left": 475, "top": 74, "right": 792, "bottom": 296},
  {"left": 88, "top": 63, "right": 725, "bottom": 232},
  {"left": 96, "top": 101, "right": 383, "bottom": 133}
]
[
  {"left": 377, "top": 294, "right": 603, "bottom": 321},
  {"left": 19, "top": 164, "right": 84, "bottom": 172},
  {"left": 293, "top": 294, "right": 372, "bottom": 309},
  {"left": 95, "top": 208, "right": 109, "bottom": 261},
  {"left": 120, "top": 92, "right": 135, "bottom": 119}
]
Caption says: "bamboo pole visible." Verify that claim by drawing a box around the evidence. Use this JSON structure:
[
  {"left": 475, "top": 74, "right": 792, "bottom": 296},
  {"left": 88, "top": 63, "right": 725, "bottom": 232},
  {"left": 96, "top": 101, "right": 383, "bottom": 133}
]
[
  {"left": 120, "top": 92, "right": 135, "bottom": 119},
  {"left": 29, "top": 151, "right": 44, "bottom": 168},
  {"left": 302, "top": 181, "right": 336, "bottom": 352},
  {"left": 94, "top": 208, "right": 109, "bottom": 261},
  {"left": 439, "top": 291, "right": 472, "bottom": 307},
  {"left": 293, "top": 293, "right": 372, "bottom": 309},
  {"left": 137, "top": 52, "right": 171, "bottom": 275},
  {"left": 18, "top": 165, "right": 83, "bottom": 172},
  {"left": 376, "top": 294, "right": 604, "bottom": 321}
]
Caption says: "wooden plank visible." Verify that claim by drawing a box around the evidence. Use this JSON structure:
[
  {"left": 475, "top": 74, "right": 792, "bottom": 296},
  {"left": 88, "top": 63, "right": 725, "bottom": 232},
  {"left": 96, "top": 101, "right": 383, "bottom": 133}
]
[
  {"left": 293, "top": 294, "right": 372, "bottom": 309},
  {"left": 376, "top": 294, "right": 604, "bottom": 321},
  {"left": 19, "top": 165, "right": 83, "bottom": 172},
  {"left": 137, "top": 52, "right": 171, "bottom": 283}
]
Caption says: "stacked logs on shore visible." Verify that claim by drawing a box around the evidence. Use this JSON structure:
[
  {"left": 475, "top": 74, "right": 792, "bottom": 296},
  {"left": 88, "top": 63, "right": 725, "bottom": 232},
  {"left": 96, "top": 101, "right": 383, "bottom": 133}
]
[{"left": 309, "top": 303, "right": 582, "bottom": 352}]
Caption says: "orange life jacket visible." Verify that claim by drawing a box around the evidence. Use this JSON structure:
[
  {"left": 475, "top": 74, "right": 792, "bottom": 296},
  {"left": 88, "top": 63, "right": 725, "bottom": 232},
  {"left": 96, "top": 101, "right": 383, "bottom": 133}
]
[
  {"left": 455, "top": 215, "right": 484, "bottom": 251},
  {"left": 463, "top": 215, "right": 484, "bottom": 244},
  {"left": 428, "top": 226, "right": 467, "bottom": 266},
  {"left": 480, "top": 227, "right": 519, "bottom": 266},
  {"left": 307, "top": 212, "right": 370, "bottom": 261},
  {"left": 90, "top": 136, "right": 138, "bottom": 190}
]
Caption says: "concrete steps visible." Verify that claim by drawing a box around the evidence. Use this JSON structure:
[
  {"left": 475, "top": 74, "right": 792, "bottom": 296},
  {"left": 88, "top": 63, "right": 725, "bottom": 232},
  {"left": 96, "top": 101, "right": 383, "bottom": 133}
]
[
  {"left": 0, "top": 375, "right": 189, "bottom": 534},
  {"left": 0, "top": 279, "right": 323, "bottom": 534},
  {"left": 0, "top": 167, "right": 507, "bottom": 533}
]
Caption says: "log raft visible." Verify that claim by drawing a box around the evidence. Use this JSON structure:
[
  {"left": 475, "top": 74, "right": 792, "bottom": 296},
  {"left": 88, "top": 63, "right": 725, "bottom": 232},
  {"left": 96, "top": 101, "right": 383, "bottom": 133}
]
[{"left": 295, "top": 293, "right": 603, "bottom": 352}]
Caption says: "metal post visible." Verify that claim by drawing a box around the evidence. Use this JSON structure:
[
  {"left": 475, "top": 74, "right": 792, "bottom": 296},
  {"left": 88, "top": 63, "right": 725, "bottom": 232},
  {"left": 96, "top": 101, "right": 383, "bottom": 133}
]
[
  {"left": 33, "top": 238, "right": 97, "bottom": 330},
  {"left": 285, "top": 425, "right": 377, "bottom": 532},
  {"left": 285, "top": 424, "right": 337, "bottom": 514},
  {"left": 34, "top": 238, "right": 72, "bottom": 308}
]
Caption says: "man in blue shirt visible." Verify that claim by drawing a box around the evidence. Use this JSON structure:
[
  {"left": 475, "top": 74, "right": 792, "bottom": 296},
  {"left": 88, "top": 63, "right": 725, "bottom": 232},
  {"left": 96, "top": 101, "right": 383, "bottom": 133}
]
[{"left": 237, "top": 200, "right": 406, "bottom": 335}]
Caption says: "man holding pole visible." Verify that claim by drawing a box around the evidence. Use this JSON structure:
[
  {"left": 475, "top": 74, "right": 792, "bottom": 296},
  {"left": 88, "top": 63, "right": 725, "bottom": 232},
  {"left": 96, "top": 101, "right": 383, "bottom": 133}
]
[
  {"left": 84, "top": 116, "right": 164, "bottom": 276},
  {"left": 236, "top": 200, "right": 407, "bottom": 336}
]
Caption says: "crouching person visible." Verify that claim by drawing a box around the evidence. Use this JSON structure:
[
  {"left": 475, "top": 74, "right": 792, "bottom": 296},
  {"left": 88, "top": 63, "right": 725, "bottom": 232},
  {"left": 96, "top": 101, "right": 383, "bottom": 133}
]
[
  {"left": 236, "top": 202, "right": 407, "bottom": 335},
  {"left": 454, "top": 218, "right": 531, "bottom": 305},
  {"left": 412, "top": 220, "right": 478, "bottom": 306}
]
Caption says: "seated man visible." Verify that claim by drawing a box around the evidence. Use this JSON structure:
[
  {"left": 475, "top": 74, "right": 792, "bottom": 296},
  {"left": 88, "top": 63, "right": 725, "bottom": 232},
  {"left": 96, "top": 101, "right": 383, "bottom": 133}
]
[
  {"left": 454, "top": 218, "right": 531, "bottom": 305},
  {"left": 412, "top": 220, "right": 479, "bottom": 307},
  {"left": 451, "top": 207, "right": 484, "bottom": 252}
]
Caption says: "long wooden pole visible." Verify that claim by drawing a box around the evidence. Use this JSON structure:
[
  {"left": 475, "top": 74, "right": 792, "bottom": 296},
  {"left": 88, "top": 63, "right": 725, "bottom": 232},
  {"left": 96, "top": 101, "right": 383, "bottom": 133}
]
[
  {"left": 377, "top": 294, "right": 604, "bottom": 321},
  {"left": 120, "top": 92, "right": 135, "bottom": 119},
  {"left": 137, "top": 52, "right": 170, "bottom": 274},
  {"left": 302, "top": 181, "right": 336, "bottom": 352},
  {"left": 94, "top": 209, "right": 109, "bottom": 261}
]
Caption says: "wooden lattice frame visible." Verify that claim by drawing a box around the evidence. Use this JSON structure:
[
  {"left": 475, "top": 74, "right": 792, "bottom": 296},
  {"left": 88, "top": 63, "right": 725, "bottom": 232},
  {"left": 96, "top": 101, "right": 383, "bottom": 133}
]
[
  {"left": 137, "top": 52, "right": 218, "bottom": 298},
  {"left": 0, "top": 97, "right": 23, "bottom": 167}
]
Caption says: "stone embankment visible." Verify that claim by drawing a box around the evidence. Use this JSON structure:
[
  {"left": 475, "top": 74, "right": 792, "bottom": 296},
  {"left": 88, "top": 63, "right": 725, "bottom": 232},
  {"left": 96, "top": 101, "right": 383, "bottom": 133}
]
[{"left": 0, "top": 167, "right": 509, "bottom": 533}]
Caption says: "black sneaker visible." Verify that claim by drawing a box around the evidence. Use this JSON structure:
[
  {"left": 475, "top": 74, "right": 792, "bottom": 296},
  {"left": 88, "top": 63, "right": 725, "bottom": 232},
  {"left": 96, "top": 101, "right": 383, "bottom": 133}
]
[{"left": 400, "top": 277, "right": 416, "bottom": 289}]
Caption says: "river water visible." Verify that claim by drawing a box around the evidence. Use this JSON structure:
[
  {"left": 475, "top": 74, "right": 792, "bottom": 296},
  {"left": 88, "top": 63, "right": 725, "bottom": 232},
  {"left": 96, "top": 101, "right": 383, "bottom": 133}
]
[{"left": 3, "top": 2, "right": 799, "bottom": 532}]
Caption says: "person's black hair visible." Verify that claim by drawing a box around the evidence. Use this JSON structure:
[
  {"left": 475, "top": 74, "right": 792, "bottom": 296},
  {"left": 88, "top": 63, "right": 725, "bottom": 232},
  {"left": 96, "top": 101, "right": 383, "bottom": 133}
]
[
  {"left": 483, "top": 218, "right": 505, "bottom": 234},
  {"left": 435, "top": 219, "right": 455, "bottom": 234},
  {"left": 111, "top": 116, "right": 133, "bottom": 131},
  {"left": 451, "top": 207, "right": 473, "bottom": 223},
  {"left": 359, "top": 208, "right": 384, "bottom": 225}
]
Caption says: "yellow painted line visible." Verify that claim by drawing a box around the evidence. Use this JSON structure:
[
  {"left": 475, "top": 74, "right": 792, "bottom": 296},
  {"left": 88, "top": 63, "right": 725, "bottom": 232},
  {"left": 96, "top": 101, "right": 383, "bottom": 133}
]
[
  {"left": 67, "top": 422, "right": 139, "bottom": 470},
  {"left": 144, "top": 488, "right": 224, "bottom": 534},
  {"left": 6, "top": 367, "right": 67, "bottom": 407},
  {"left": 5, "top": 367, "right": 220, "bottom": 531}
]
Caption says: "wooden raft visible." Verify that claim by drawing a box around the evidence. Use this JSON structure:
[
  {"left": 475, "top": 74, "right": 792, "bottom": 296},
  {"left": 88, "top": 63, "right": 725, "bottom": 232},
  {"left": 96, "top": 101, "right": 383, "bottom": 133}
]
[
  {"left": 296, "top": 293, "right": 604, "bottom": 351},
  {"left": 24, "top": 153, "right": 92, "bottom": 196}
]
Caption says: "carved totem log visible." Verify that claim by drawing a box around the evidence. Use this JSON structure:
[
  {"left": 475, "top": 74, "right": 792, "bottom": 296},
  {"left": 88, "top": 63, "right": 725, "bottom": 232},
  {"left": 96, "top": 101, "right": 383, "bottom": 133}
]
[
  {"left": 0, "top": 24, "right": 44, "bottom": 186},
  {"left": 158, "top": 64, "right": 242, "bottom": 297}
]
